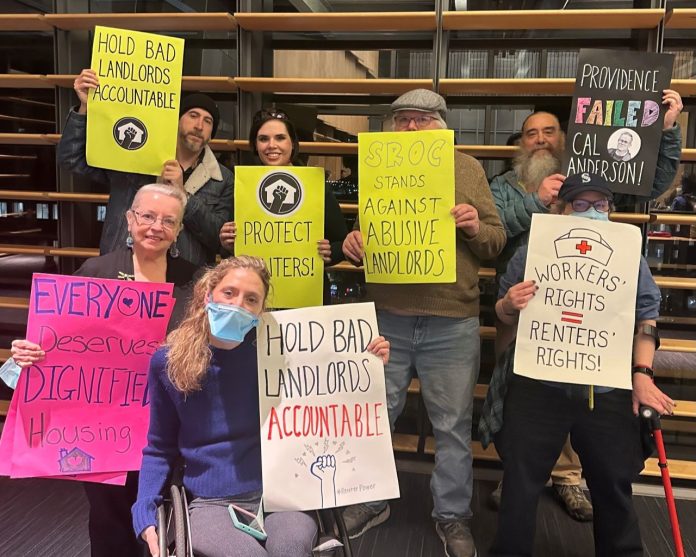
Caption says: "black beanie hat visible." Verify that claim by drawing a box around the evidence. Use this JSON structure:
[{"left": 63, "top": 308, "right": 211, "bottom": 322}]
[{"left": 179, "top": 93, "right": 220, "bottom": 137}]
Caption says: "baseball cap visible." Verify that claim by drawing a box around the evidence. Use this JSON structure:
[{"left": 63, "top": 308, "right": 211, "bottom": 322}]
[{"left": 559, "top": 172, "right": 614, "bottom": 201}]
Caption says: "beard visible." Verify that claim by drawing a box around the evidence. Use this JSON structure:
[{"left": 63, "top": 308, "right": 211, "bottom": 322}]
[
  {"left": 514, "top": 148, "right": 562, "bottom": 192},
  {"left": 179, "top": 130, "right": 208, "bottom": 153}
]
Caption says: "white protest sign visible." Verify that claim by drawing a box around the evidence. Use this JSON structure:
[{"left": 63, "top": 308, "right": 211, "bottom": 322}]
[
  {"left": 514, "top": 213, "right": 642, "bottom": 389},
  {"left": 257, "top": 302, "right": 400, "bottom": 511}
]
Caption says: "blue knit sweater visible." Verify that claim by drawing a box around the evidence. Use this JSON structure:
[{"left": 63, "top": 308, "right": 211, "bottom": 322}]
[{"left": 131, "top": 341, "right": 262, "bottom": 537}]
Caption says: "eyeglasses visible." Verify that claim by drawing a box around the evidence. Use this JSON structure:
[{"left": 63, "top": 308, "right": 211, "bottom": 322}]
[
  {"left": 253, "top": 109, "right": 289, "bottom": 123},
  {"left": 130, "top": 210, "right": 179, "bottom": 230},
  {"left": 570, "top": 199, "right": 611, "bottom": 213},
  {"left": 394, "top": 114, "right": 438, "bottom": 129}
]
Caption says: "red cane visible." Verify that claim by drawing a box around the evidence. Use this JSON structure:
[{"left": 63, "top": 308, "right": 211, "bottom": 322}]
[{"left": 639, "top": 405, "right": 685, "bottom": 557}]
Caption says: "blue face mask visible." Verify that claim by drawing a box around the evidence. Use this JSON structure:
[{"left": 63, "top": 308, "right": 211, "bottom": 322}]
[
  {"left": 571, "top": 208, "right": 609, "bottom": 221},
  {"left": 0, "top": 357, "right": 22, "bottom": 390},
  {"left": 206, "top": 302, "right": 259, "bottom": 343}
]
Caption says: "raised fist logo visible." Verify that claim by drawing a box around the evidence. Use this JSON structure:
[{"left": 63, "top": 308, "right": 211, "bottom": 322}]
[
  {"left": 258, "top": 172, "right": 303, "bottom": 216},
  {"left": 113, "top": 117, "right": 148, "bottom": 151}
]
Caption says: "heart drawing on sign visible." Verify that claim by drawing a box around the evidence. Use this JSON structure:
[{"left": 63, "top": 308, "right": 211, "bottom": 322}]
[
  {"left": 122, "top": 298, "right": 134, "bottom": 307},
  {"left": 66, "top": 455, "right": 83, "bottom": 469}
]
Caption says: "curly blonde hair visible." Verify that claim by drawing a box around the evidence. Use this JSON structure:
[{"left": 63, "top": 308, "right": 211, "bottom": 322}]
[{"left": 165, "top": 256, "right": 271, "bottom": 393}]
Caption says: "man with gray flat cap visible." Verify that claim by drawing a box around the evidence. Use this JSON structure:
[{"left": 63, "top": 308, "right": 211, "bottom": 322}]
[{"left": 342, "top": 89, "right": 505, "bottom": 557}]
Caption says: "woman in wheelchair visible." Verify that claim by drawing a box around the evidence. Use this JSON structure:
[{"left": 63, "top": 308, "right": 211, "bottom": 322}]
[{"left": 132, "top": 255, "right": 390, "bottom": 556}]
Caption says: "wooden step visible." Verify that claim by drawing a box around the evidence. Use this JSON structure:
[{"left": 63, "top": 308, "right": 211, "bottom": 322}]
[
  {"left": 665, "top": 8, "right": 696, "bottom": 28},
  {"left": 0, "top": 133, "right": 694, "bottom": 163},
  {"left": 234, "top": 77, "right": 433, "bottom": 94},
  {"left": 442, "top": 8, "right": 664, "bottom": 31},
  {"left": 0, "top": 244, "right": 98, "bottom": 258},
  {"left": 0, "top": 399, "right": 9, "bottom": 418},
  {"left": 0, "top": 190, "right": 109, "bottom": 203},
  {"left": 0, "top": 296, "right": 29, "bottom": 310},
  {"left": 234, "top": 12, "right": 437, "bottom": 32},
  {"left": 393, "top": 435, "right": 696, "bottom": 481},
  {"left": 0, "top": 14, "right": 52, "bottom": 31},
  {"left": 44, "top": 12, "right": 237, "bottom": 31}
]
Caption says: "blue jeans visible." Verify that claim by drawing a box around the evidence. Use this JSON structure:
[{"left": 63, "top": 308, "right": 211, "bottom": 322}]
[{"left": 366, "top": 311, "right": 480, "bottom": 521}]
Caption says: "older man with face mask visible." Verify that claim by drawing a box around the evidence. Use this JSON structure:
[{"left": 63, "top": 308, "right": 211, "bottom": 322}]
[
  {"left": 487, "top": 90, "right": 683, "bottom": 522},
  {"left": 342, "top": 89, "right": 505, "bottom": 557}
]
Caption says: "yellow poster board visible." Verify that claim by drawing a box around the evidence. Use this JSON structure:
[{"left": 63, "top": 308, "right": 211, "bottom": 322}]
[
  {"left": 235, "top": 167, "right": 325, "bottom": 308},
  {"left": 358, "top": 129, "right": 456, "bottom": 283},
  {"left": 86, "top": 26, "right": 184, "bottom": 176}
]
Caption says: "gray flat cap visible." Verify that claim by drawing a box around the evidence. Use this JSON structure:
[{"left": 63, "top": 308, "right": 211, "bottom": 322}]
[{"left": 390, "top": 89, "right": 447, "bottom": 118}]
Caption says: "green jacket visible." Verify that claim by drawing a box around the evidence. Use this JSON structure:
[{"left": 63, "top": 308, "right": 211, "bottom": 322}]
[{"left": 489, "top": 124, "right": 682, "bottom": 274}]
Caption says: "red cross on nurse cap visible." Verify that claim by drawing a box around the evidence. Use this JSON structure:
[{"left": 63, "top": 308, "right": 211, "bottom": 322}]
[
  {"left": 554, "top": 228, "right": 614, "bottom": 266},
  {"left": 559, "top": 172, "right": 614, "bottom": 202}
]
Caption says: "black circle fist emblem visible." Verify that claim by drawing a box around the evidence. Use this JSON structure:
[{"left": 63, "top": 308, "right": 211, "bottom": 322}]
[
  {"left": 258, "top": 172, "right": 303, "bottom": 216},
  {"left": 112, "top": 117, "right": 148, "bottom": 151}
]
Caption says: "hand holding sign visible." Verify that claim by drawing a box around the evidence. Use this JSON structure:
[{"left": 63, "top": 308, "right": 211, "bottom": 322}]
[
  {"left": 10, "top": 339, "right": 44, "bottom": 368},
  {"left": 501, "top": 280, "right": 538, "bottom": 318},
  {"left": 75, "top": 69, "right": 99, "bottom": 115},
  {"left": 317, "top": 239, "right": 332, "bottom": 263},
  {"left": 161, "top": 160, "right": 184, "bottom": 191},
  {"left": 451, "top": 203, "right": 480, "bottom": 237},
  {"left": 342, "top": 230, "right": 364, "bottom": 264},
  {"left": 537, "top": 174, "right": 565, "bottom": 207},
  {"left": 366, "top": 336, "right": 390, "bottom": 365},
  {"left": 662, "top": 89, "right": 683, "bottom": 130},
  {"left": 220, "top": 221, "right": 237, "bottom": 251}
]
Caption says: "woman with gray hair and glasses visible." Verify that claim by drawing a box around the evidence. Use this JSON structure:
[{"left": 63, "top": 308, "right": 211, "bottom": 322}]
[{"left": 7, "top": 183, "right": 199, "bottom": 557}]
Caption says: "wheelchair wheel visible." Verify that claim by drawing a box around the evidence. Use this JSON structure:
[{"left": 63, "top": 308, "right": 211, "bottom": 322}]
[
  {"left": 156, "top": 505, "right": 168, "bottom": 557},
  {"left": 170, "top": 485, "right": 187, "bottom": 557}
]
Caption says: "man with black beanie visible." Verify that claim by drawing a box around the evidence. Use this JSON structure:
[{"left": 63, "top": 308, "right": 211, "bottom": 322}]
[{"left": 57, "top": 69, "right": 233, "bottom": 266}]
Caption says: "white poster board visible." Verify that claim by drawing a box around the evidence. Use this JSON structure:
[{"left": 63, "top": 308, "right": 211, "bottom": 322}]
[
  {"left": 514, "top": 214, "right": 642, "bottom": 389},
  {"left": 257, "top": 302, "right": 400, "bottom": 511}
]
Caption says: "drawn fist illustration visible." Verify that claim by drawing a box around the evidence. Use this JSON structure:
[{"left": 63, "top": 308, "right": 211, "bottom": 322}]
[{"left": 310, "top": 454, "right": 337, "bottom": 507}]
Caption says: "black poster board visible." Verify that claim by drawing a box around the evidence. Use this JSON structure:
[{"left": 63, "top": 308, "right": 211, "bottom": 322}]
[{"left": 563, "top": 49, "right": 674, "bottom": 197}]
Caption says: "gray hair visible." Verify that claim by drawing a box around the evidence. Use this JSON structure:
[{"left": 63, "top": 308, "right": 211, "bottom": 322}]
[{"left": 131, "top": 183, "right": 187, "bottom": 219}]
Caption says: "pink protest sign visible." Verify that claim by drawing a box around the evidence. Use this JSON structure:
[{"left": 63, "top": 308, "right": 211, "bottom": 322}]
[{"left": 0, "top": 273, "right": 173, "bottom": 479}]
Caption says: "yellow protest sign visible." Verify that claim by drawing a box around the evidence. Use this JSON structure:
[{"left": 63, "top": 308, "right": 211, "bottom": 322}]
[
  {"left": 235, "top": 167, "right": 325, "bottom": 308},
  {"left": 86, "top": 26, "right": 184, "bottom": 176},
  {"left": 358, "top": 129, "right": 456, "bottom": 283}
]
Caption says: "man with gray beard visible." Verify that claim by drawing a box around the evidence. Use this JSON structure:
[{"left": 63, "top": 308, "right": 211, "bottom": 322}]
[
  {"left": 490, "top": 111, "right": 566, "bottom": 275},
  {"left": 490, "top": 92, "right": 682, "bottom": 275},
  {"left": 487, "top": 94, "right": 682, "bottom": 522}
]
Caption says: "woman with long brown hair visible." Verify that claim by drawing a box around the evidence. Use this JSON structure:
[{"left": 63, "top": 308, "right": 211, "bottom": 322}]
[{"left": 133, "top": 256, "right": 390, "bottom": 557}]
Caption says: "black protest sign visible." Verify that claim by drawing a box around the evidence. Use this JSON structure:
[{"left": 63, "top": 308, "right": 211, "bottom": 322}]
[{"left": 564, "top": 49, "right": 674, "bottom": 196}]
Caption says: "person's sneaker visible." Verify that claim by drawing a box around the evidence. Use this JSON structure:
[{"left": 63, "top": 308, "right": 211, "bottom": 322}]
[
  {"left": 553, "top": 484, "right": 594, "bottom": 522},
  {"left": 341, "top": 503, "right": 390, "bottom": 539},
  {"left": 489, "top": 480, "right": 502, "bottom": 510},
  {"left": 435, "top": 519, "right": 477, "bottom": 557}
]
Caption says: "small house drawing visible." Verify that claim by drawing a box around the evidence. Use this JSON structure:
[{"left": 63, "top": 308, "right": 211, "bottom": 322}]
[{"left": 58, "top": 447, "right": 95, "bottom": 473}]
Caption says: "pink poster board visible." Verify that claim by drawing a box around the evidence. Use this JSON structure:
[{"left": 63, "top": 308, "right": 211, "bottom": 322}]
[{"left": 0, "top": 273, "right": 173, "bottom": 480}]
